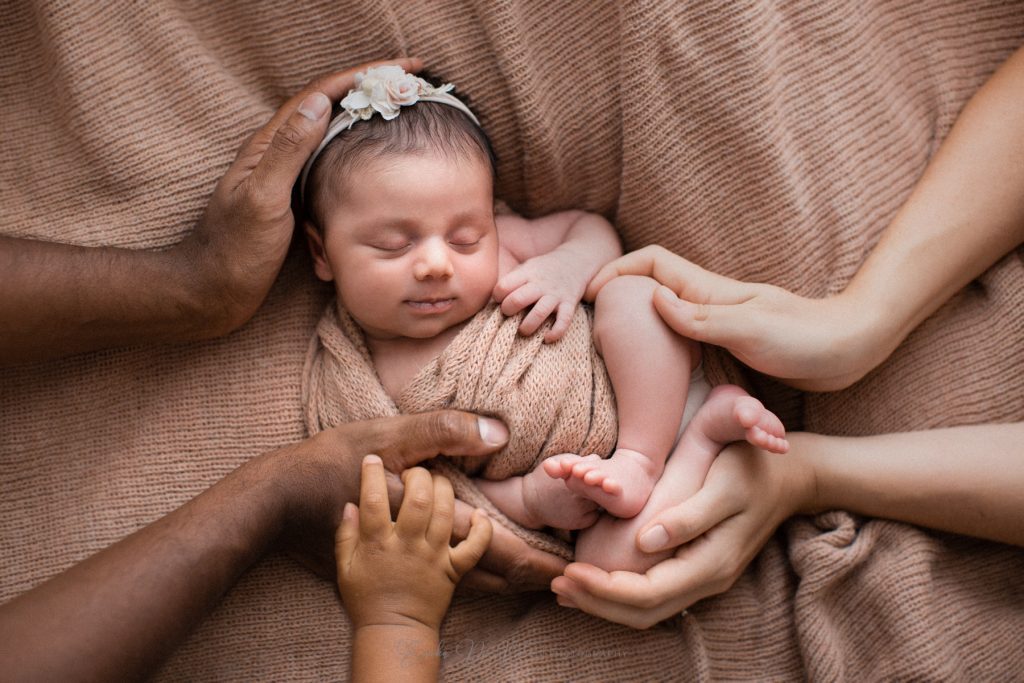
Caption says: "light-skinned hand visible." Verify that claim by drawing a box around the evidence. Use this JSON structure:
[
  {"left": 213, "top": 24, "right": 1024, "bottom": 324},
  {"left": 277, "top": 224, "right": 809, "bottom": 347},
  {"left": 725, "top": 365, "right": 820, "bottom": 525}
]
[
  {"left": 551, "top": 438, "right": 814, "bottom": 629},
  {"left": 585, "top": 246, "right": 887, "bottom": 391}
]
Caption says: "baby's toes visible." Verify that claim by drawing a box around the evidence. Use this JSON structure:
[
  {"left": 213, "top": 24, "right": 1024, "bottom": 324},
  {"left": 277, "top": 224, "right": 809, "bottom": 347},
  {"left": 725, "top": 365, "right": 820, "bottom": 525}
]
[{"left": 543, "top": 454, "right": 579, "bottom": 479}]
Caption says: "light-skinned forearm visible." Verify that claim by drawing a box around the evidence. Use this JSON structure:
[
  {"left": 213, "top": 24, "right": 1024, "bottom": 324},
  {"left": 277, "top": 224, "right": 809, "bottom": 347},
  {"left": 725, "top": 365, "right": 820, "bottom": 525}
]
[
  {"left": 0, "top": 235, "right": 226, "bottom": 365},
  {"left": 842, "top": 46, "right": 1024, "bottom": 361},
  {"left": 795, "top": 423, "right": 1024, "bottom": 546},
  {"left": 0, "top": 449, "right": 288, "bottom": 681}
]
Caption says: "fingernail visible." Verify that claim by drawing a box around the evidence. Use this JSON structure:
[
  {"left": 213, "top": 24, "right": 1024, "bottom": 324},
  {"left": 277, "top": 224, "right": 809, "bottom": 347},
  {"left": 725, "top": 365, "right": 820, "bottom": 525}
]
[
  {"left": 343, "top": 502, "right": 356, "bottom": 519},
  {"left": 363, "top": 454, "right": 382, "bottom": 465},
  {"left": 638, "top": 525, "right": 669, "bottom": 552},
  {"left": 478, "top": 417, "right": 509, "bottom": 447},
  {"left": 298, "top": 92, "right": 330, "bottom": 121},
  {"left": 656, "top": 285, "right": 680, "bottom": 305}
]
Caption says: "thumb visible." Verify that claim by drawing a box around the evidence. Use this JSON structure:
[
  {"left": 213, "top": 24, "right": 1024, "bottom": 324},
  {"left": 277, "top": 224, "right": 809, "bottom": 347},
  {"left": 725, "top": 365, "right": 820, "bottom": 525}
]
[
  {"left": 652, "top": 286, "right": 749, "bottom": 348},
  {"left": 348, "top": 411, "right": 509, "bottom": 472},
  {"left": 636, "top": 484, "right": 737, "bottom": 553},
  {"left": 450, "top": 509, "right": 493, "bottom": 577},
  {"left": 250, "top": 91, "right": 332, "bottom": 201}
]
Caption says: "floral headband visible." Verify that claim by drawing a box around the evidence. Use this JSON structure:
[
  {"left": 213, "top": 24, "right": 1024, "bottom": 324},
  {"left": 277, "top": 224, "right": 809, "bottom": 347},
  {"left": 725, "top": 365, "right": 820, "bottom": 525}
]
[{"left": 299, "top": 65, "right": 481, "bottom": 202}]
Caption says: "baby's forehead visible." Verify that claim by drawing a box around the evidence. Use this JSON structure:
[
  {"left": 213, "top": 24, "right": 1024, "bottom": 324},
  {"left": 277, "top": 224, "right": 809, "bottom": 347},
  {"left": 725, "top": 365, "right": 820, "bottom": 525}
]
[{"left": 322, "top": 149, "right": 493, "bottom": 203}]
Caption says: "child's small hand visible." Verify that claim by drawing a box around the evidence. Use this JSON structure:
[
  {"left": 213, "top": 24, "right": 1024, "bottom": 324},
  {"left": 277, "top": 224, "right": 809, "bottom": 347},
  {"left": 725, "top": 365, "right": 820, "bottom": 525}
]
[
  {"left": 493, "top": 250, "right": 587, "bottom": 342},
  {"left": 336, "top": 454, "right": 492, "bottom": 632}
]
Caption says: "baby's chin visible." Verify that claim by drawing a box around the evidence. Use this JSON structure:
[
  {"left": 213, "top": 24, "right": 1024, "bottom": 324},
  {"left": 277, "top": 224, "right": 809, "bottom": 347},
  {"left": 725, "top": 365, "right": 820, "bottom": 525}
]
[{"left": 349, "top": 309, "right": 476, "bottom": 342}]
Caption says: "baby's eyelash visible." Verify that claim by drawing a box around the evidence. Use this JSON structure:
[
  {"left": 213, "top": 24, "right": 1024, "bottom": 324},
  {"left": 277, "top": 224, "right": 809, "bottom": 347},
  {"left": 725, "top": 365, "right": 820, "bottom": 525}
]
[{"left": 373, "top": 242, "right": 411, "bottom": 252}]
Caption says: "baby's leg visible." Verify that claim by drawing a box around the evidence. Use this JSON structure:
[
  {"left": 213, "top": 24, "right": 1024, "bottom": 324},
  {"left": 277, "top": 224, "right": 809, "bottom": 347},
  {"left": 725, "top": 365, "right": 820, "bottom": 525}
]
[
  {"left": 575, "top": 385, "right": 788, "bottom": 572},
  {"left": 475, "top": 455, "right": 600, "bottom": 530},
  {"left": 553, "top": 275, "right": 696, "bottom": 518}
]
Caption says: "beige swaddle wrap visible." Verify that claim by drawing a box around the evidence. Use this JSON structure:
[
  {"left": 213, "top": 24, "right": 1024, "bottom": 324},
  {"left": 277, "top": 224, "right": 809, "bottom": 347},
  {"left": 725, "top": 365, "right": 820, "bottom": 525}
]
[{"left": 303, "top": 300, "right": 617, "bottom": 558}]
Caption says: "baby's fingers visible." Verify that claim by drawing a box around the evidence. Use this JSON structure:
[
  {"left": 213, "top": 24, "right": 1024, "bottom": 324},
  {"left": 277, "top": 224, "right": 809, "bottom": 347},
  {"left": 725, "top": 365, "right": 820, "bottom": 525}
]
[
  {"left": 543, "top": 302, "right": 576, "bottom": 342},
  {"left": 518, "top": 295, "right": 558, "bottom": 336},
  {"left": 493, "top": 270, "right": 529, "bottom": 303},
  {"left": 357, "top": 455, "right": 393, "bottom": 539},
  {"left": 500, "top": 282, "right": 543, "bottom": 317},
  {"left": 450, "top": 510, "right": 492, "bottom": 578}
]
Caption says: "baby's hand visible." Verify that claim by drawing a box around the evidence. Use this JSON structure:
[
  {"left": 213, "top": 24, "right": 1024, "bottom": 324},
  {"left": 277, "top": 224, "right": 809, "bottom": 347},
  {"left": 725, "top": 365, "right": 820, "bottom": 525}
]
[
  {"left": 336, "top": 455, "right": 492, "bottom": 632},
  {"left": 493, "top": 250, "right": 586, "bottom": 342}
]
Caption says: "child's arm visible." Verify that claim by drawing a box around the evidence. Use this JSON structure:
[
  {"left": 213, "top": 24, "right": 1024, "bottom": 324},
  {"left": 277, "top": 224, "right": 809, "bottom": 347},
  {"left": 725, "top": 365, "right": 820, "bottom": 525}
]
[
  {"left": 495, "top": 210, "right": 622, "bottom": 342},
  {"left": 337, "top": 455, "right": 492, "bottom": 683}
]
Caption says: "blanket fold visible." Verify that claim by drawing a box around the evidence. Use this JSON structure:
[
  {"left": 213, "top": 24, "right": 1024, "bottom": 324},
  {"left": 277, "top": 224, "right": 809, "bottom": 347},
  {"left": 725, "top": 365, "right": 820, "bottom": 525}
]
[{"left": 3, "top": 1, "right": 1023, "bottom": 679}]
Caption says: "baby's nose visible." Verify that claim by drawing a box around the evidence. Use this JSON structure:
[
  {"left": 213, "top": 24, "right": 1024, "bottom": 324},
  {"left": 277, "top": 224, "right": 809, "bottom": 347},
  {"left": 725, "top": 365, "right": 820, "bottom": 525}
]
[{"left": 413, "top": 239, "right": 455, "bottom": 280}]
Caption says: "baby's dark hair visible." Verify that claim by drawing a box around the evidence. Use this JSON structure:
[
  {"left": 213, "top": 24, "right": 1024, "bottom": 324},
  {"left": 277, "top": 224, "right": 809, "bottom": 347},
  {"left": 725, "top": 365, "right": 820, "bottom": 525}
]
[{"left": 303, "top": 81, "right": 496, "bottom": 232}]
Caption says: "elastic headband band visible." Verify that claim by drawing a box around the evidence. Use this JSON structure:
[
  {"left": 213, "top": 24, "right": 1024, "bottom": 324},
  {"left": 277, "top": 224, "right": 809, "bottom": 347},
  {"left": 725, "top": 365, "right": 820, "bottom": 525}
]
[{"left": 299, "top": 66, "right": 480, "bottom": 203}]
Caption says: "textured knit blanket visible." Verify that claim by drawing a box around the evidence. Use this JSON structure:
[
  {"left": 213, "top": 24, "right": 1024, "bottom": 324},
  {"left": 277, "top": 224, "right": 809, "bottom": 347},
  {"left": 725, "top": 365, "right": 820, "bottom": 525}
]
[
  {"left": 303, "top": 301, "right": 616, "bottom": 558},
  {"left": 3, "top": 1, "right": 1024, "bottom": 680}
]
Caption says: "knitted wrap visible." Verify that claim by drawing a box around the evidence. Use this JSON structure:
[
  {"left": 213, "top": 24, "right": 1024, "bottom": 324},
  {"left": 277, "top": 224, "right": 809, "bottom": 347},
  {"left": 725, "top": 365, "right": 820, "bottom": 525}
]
[{"left": 302, "top": 301, "right": 617, "bottom": 558}]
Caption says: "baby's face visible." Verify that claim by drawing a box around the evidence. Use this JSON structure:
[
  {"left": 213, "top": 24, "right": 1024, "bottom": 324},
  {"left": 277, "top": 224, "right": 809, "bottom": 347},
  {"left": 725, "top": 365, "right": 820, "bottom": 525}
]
[{"left": 308, "top": 151, "right": 498, "bottom": 342}]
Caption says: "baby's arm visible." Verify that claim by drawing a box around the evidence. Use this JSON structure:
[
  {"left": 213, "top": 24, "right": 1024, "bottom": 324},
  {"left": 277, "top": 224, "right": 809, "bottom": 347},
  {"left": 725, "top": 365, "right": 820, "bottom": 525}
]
[
  {"left": 495, "top": 210, "right": 621, "bottom": 341},
  {"left": 337, "top": 455, "right": 492, "bottom": 683}
]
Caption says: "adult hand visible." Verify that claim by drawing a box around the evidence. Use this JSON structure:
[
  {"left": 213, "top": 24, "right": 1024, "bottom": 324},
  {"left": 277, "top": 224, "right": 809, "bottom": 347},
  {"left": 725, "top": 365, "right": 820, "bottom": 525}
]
[
  {"left": 275, "top": 411, "right": 565, "bottom": 592},
  {"left": 0, "top": 409, "right": 504, "bottom": 681},
  {"left": 550, "top": 438, "right": 815, "bottom": 629},
  {"left": 181, "top": 57, "right": 424, "bottom": 335},
  {"left": 585, "top": 246, "right": 890, "bottom": 392}
]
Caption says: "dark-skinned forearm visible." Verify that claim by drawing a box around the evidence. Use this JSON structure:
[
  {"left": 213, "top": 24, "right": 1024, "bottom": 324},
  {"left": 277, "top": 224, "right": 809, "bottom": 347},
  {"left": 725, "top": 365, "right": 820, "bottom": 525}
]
[
  {"left": 0, "top": 235, "right": 223, "bottom": 365},
  {"left": 0, "top": 450, "right": 288, "bottom": 681}
]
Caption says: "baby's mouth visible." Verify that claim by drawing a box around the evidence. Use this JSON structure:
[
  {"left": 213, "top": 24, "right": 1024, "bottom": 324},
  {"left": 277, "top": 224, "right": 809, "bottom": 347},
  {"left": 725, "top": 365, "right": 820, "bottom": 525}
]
[{"left": 405, "top": 298, "right": 455, "bottom": 312}]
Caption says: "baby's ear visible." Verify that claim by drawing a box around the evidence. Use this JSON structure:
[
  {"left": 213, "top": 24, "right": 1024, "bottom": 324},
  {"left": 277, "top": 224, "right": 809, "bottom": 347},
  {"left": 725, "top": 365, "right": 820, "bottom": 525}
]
[{"left": 304, "top": 222, "right": 335, "bottom": 282}]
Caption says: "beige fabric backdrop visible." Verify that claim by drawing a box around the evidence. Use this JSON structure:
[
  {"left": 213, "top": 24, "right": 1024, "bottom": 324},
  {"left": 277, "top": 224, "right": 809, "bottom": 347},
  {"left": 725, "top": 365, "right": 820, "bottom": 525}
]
[{"left": 2, "top": 1, "right": 1023, "bottom": 679}]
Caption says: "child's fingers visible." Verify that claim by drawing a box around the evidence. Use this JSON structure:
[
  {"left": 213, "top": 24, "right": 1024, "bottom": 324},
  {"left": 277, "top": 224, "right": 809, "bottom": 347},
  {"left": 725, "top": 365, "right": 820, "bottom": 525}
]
[
  {"left": 395, "top": 467, "right": 434, "bottom": 539},
  {"left": 499, "top": 282, "right": 543, "bottom": 317},
  {"left": 450, "top": 509, "right": 493, "bottom": 578},
  {"left": 518, "top": 295, "right": 558, "bottom": 336},
  {"left": 334, "top": 502, "right": 359, "bottom": 577},
  {"left": 543, "top": 302, "right": 576, "bottom": 342},
  {"left": 357, "top": 454, "right": 393, "bottom": 539},
  {"left": 426, "top": 473, "right": 456, "bottom": 547}
]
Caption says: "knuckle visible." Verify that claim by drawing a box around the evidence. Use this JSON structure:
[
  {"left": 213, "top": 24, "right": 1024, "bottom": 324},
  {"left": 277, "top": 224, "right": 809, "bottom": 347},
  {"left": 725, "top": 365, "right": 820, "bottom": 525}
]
[
  {"left": 407, "top": 491, "right": 432, "bottom": 512},
  {"left": 361, "top": 491, "right": 387, "bottom": 509},
  {"left": 637, "top": 592, "right": 660, "bottom": 610},
  {"left": 428, "top": 411, "right": 466, "bottom": 447},
  {"left": 271, "top": 120, "right": 307, "bottom": 154},
  {"left": 505, "top": 556, "right": 532, "bottom": 585}
]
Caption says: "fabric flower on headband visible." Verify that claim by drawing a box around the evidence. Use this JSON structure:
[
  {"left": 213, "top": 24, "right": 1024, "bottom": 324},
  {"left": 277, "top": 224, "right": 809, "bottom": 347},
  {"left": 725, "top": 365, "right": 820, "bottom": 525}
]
[{"left": 340, "top": 65, "right": 454, "bottom": 122}]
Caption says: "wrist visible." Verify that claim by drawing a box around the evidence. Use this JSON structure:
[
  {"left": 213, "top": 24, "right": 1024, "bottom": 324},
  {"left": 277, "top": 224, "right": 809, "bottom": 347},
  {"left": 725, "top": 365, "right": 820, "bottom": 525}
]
[
  {"left": 826, "top": 288, "right": 902, "bottom": 387},
  {"left": 780, "top": 432, "right": 825, "bottom": 516},
  {"left": 352, "top": 622, "right": 440, "bottom": 681},
  {"left": 170, "top": 234, "right": 251, "bottom": 340}
]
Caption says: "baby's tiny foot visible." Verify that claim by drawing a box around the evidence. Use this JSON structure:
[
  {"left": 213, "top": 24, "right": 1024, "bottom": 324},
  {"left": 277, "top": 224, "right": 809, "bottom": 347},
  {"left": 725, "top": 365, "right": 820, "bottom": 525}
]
[
  {"left": 542, "top": 453, "right": 600, "bottom": 480},
  {"left": 564, "top": 448, "right": 661, "bottom": 518},
  {"left": 523, "top": 463, "right": 600, "bottom": 530},
  {"left": 733, "top": 396, "right": 789, "bottom": 453}
]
